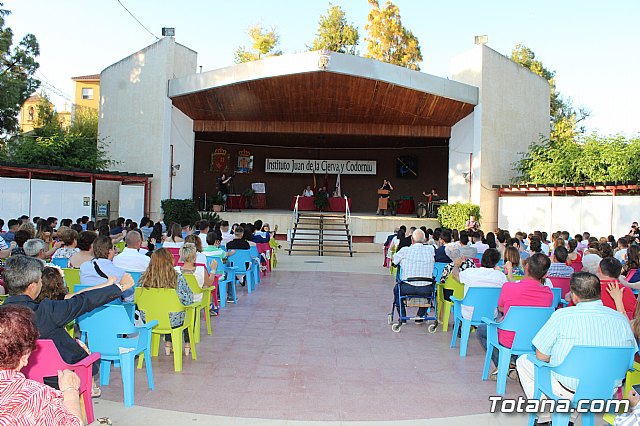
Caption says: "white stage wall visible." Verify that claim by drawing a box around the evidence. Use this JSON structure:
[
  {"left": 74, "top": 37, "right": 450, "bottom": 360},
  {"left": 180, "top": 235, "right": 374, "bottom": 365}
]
[
  {"left": 498, "top": 195, "right": 640, "bottom": 238},
  {"left": 118, "top": 185, "right": 145, "bottom": 221},
  {"left": 0, "top": 177, "right": 31, "bottom": 219}
]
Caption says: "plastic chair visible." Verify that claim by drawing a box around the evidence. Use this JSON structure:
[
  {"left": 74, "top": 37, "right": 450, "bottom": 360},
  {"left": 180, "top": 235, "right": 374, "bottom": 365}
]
[
  {"left": 183, "top": 273, "right": 213, "bottom": 343},
  {"left": 549, "top": 277, "right": 571, "bottom": 298},
  {"left": 481, "top": 306, "right": 555, "bottom": 394},
  {"left": 450, "top": 287, "right": 502, "bottom": 357},
  {"left": 433, "top": 262, "right": 447, "bottom": 283},
  {"left": 569, "top": 261, "right": 583, "bottom": 273},
  {"left": 114, "top": 241, "right": 125, "bottom": 253},
  {"left": 526, "top": 345, "right": 635, "bottom": 426},
  {"left": 51, "top": 257, "right": 69, "bottom": 268},
  {"left": 134, "top": 287, "right": 198, "bottom": 372},
  {"left": 471, "top": 258, "right": 481, "bottom": 268},
  {"left": 256, "top": 242, "right": 271, "bottom": 273},
  {"left": 227, "top": 250, "right": 257, "bottom": 294},
  {"left": 126, "top": 271, "right": 142, "bottom": 286},
  {"left": 0, "top": 294, "right": 7, "bottom": 305},
  {"left": 269, "top": 237, "right": 279, "bottom": 269},
  {"left": 622, "top": 361, "right": 640, "bottom": 400},
  {"left": 249, "top": 245, "right": 262, "bottom": 283},
  {"left": 436, "top": 275, "right": 464, "bottom": 332},
  {"left": 62, "top": 267, "right": 81, "bottom": 293},
  {"left": 77, "top": 305, "right": 158, "bottom": 407},
  {"left": 21, "top": 339, "right": 100, "bottom": 423},
  {"left": 207, "top": 255, "right": 237, "bottom": 307}
]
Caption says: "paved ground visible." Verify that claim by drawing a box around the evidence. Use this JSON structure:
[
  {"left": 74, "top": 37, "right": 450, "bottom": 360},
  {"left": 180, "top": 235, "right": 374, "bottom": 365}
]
[{"left": 94, "top": 253, "right": 530, "bottom": 425}]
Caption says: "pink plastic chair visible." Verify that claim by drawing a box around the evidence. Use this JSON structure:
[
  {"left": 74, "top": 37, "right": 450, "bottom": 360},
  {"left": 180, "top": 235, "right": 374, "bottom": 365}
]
[
  {"left": 569, "top": 261, "right": 583, "bottom": 273},
  {"left": 21, "top": 339, "right": 100, "bottom": 424},
  {"left": 256, "top": 242, "right": 271, "bottom": 274},
  {"left": 472, "top": 258, "right": 481, "bottom": 268},
  {"left": 549, "top": 277, "right": 571, "bottom": 298}
]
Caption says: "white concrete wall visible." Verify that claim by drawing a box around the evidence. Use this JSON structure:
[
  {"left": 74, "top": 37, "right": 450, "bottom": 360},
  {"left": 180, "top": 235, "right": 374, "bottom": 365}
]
[
  {"left": 451, "top": 45, "right": 550, "bottom": 230},
  {"left": 98, "top": 37, "right": 197, "bottom": 220},
  {"left": 498, "top": 194, "right": 640, "bottom": 238}
]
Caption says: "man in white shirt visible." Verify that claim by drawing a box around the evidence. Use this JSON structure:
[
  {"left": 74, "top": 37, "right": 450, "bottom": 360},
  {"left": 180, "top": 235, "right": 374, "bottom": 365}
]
[
  {"left": 391, "top": 229, "right": 435, "bottom": 320},
  {"left": 471, "top": 231, "right": 489, "bottom": 255},
  {"left": 219, "top": 220, "right": 234, "bottom": 245},
  {"left": 458, "top": 231, "right": 477, "bottom": 259},
  {"left": 112, "top": 231, "right": 150, "bottom": 273},
  {"left": 196, "top": 220, "right": 210, "bottom": 247},
  {"left": 452, "top": 248, "right": 512, "bottom": 319}
]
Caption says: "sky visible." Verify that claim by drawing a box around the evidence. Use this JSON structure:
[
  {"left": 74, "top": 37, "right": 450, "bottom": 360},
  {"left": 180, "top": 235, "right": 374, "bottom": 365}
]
[{"left": 4, "top": 0, "right": 640, "bottom": 136}]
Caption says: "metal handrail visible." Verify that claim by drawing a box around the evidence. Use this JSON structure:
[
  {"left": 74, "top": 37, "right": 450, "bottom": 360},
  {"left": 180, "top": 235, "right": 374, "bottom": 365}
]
[
  {"left": 289, "top": 195, "right": 300, "bottom": 244},
  {"left": 344, "top": 195, "right": 353, "bottom": 254}
]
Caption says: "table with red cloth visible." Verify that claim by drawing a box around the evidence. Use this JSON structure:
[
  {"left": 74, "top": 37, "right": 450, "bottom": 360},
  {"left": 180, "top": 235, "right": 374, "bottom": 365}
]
[
  {"left": 290, "top": 196, "right": 351, "bottom": 212},
  {"left": 226, "top": 194, "right": 245, "bottom": 210},
  {"left": 396, "top": 198, "right": 415, "bottom": 215}
]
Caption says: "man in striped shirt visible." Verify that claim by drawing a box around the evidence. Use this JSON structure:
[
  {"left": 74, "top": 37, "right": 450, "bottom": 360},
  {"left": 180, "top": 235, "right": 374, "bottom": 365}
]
[{"left": 516, "top": 272, "right": 637, "bottom": 425}]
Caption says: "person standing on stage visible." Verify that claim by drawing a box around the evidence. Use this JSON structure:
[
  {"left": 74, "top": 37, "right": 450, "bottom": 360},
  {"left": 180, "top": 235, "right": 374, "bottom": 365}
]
[
  {"left": 377, "top": 179, "right": 393, "bottom": 215},
  {"left": 217, "top": 173, "right": 233, "bottom": 210},
  {"left": 422, "top": 188, "right": 440, "bottom": 217}
]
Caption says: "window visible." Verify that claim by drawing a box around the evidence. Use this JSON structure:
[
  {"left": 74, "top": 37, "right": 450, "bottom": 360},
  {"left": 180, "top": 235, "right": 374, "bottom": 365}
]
[
  {"left": 81, "top": 88, "right": 93, "bottom": 100},
  {"left": 28, "top": 107, "right": 34, "bottom": 121}
]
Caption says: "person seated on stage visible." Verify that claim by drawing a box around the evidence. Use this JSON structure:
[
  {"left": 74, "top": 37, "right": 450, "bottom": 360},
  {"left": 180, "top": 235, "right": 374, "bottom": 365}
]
[
  {"left": 391, "top": 229, "right": 435, "bottom": 322},
  {"left": 302, "top": 185, "right": 314, "bottom": 197},
  {"left": 465, "top": 215, "right": 480, "bottom": 232},
  {"left": 422, "top": 187, "right": 439, "bottom": 201}
]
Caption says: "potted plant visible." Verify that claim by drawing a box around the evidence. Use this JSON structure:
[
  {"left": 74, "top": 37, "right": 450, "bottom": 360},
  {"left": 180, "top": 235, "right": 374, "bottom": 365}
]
[
  {"left": 243, "top": 187, "right": 256, "bottom": 208},
  {"left": 212, "top": 192, "right": 225, "bottom": 212},
  {"left": 387, "top": 199, "right": 399, "bottom": 216}
]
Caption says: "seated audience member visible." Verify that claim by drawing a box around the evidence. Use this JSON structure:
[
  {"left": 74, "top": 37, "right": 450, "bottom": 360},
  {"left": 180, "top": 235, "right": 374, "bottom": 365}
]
[
  {"left": 139, "top": 248, "right": 194, "bottom": 356},
  {"left": 180, "top": 221, "right": 192, "bottom": 240},
  {"left": 2, "top": 256, "right": 133, "bottom": 392},
  {"left": 496, "top": 230, "right": 508, "bottom": 256},
  {"left": 184, "top": 234, "right": 208, "bottom": 265},
  {"left": 0, "top": 305, "right": 84, "bottom": 425},
  {"left": 248, "top": 223, "right": 270, "bottom": 244},
  {"left": 219, "top": 221, "right": 233, "bottom": 245},
  {"left": 586, "top": 258, "right": 635, "bottom": 319},
  {"left": 68, "top": 231, "right": 97, "bottom": 269},
  {"left": 24, "top": 239, "right": 50, "bottom": 263},
  {"left": 112, "top": 230, "right": 151, "bottom": 272},
  {"left": 534, "top": 231, "right": 550, "bottom": 255},
  {"left": 582, "top": 241, "right": 603, "bottom": 274},
  {"left": 140, "top": 217, "right": 153, "bottom": 240},
  {"left": 196, "top": 220, "right": 210, "bottom": 247},
  {"left": 439, "top": 247, "right": 475, "bottom": 302},
  {"left": 396, "top": 226, "right": 415, "bottom": 252},
  {"left": 110, "top": 217, "right": 125, "bottom": 235},
  {"left": 3, "top": 218, "right": 19, "bottom": 243},
  {"left": 547, "top": 246, "right": 574, "bottom": 278},
  {"left": 162, "top": 223, "right": 184, "bottom": 248},
  {"left": 35, "top": 267, "right": 68, "bottom": 302},
  {"left": 471, "top": 231, "right": 489, "bottom": 255},
  {"left": 516, "top": 272, "right": 637, "bottom": 425},
  {"left": 52, "top": 229, "right": 79, "bottom": 260},
  {"left": 600, "top": 242, "right": 614, "bottom": 259},
  {"left": 176, "top": 243, "right": 216, "bottom": 303},
  {"left": 485, "top": 232, "right": 497, "bottom": 249},
  {"left": 623, "top": 245, "right": 640, "bottom": 283},
  {"left": 615, "top": 237, "right": 629, "bottom": 264},
  {"left": 434, "top": 229, "right": 453, "bottom": 263},
  {"left": 503, "top": 246, "right": 524, "bottom": 276},
  {"left": 477, "top": 253, "right": 553, "bottom": 377},
  {"left": 459, "top": 231, "right": 478, "bottom": 259},
  {"left": 566, "top": 239, "right": 581, "bottom": 263},
  {"left": 452, "top": 248, "right": 513, "bottom": 319},
  {"left": 226, "top": 226, "right": 250, "bottom": 250},
  {"left": 203, "top": 230, "right": 228, "bottom": 256},
  {"left": 80, "top": 236, "right": 131, "bottom": 301},
  {"left": 10, "top": 229, "right": 31, "bottom": 256},
  {"left": 391, "top": 229, "right": 435, "bottom": 320}
]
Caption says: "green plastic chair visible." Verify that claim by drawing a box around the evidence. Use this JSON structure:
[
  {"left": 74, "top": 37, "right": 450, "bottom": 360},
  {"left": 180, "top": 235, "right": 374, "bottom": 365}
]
[
  {"left": 115, "top": 241, "right": 126, "bottom": 253},
  {"left": 436, "top": 275, "right": 464, "bottom": 332},
  {"left": 134, "top": 287, "right": 198, "bottom": 372},
  {"left": 183, "top": 274, "right": 213, "bottom": 343},
  {"left": 0, "top": 294, "right": 7, "bottom": 305},
  {"left": 62, "top": 268, "right": 81, "bottom": 294}
]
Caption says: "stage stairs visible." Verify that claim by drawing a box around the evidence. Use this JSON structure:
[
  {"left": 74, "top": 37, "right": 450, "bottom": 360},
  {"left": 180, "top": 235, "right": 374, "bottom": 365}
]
[{"left": 288, "top": 211, "right": 353, "bottom": 256}]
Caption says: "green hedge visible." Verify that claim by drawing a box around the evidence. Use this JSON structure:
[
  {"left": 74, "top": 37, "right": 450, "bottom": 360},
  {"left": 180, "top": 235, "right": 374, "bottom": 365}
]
[
  {"left": 160, "top": 199, "right": 201, "bottom": 227},
  {"left": 437, "top": 203, "right": 481, "bottom": 230}
]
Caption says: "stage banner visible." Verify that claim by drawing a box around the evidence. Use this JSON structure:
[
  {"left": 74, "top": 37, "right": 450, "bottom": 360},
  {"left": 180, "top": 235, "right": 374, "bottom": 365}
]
[{"left": 265, "top": 159, "right": 376, "bottom": 175}]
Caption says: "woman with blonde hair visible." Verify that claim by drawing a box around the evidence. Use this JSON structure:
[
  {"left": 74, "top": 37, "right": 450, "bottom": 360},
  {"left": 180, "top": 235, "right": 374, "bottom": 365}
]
[
  {"left": 176, "top": 242, "right": 217, "bottom": 303},
  {"left": 184, "top": 234, "right": 208, "bottom": 266},
  {"left": 161, "top": 223, "right": 184, "bottom": 248},
  {"left": 139, "top": 248, "right": 194, "bottom": 355}
]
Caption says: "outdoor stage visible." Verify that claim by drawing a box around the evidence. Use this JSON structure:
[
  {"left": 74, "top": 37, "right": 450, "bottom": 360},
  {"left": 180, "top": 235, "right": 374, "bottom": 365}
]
[{"left": 213, "top": 209, "right": 439, "bottom": 251}]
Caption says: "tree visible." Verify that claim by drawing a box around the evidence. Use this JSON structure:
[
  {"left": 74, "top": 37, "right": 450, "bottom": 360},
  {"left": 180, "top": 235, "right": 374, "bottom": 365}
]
[
  {"left": 309, "top": 4, "right": 359, "bottom": 55},
  {"left": 2, "top": 95, "right": 112, "bottom": 170},
  {"left": 364, "top": 0, "right": 422, "bottom": 71},
  {"left": 234, "top": 24, "right": 282, "bottom": 64},
  {"left": 0, "top": 4, "right": 40, "bottom": 134},
  {"left": 510, "top": 43, "right": 589, "bottom": 141}
]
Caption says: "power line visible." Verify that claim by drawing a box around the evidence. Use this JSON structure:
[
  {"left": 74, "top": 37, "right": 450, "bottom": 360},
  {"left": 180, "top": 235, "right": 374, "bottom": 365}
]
[{"left": 116, "top": 0, "right": 160, "bottom": 41}]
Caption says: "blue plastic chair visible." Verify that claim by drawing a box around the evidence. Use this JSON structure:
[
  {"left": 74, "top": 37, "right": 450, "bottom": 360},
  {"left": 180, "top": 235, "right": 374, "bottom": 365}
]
[
  {"left": 526, "top": 345, "right": 635, "bottom": 426},
  {"left": 227, "top": 250, "right": 257, "bottom": 293},
  {"left": 433, "top": 262, "right": 447, "bottom": 283},
  {"left": 206, "top": 255, "right": 237, "bottom": 307},
  {"left": 73, "top": 284, "right": 135, "bottom": 321},
  {"left": 481, "top": 306, "right": 555, "bottom": 394},
  {"left": 249, "top": 245, "right": 261, "bottom": 284},
  {"left": 126, "top": 271, "right": 142, "bottom": 287},
  {"left": 51, "top": 257, "right": 69, "bottom": 268},
  {"left": 450, "top": 287, "right": 502, "bottom": 357},
  {"left": 77, "top": 304, "right": 158, "bottom": 407}
]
